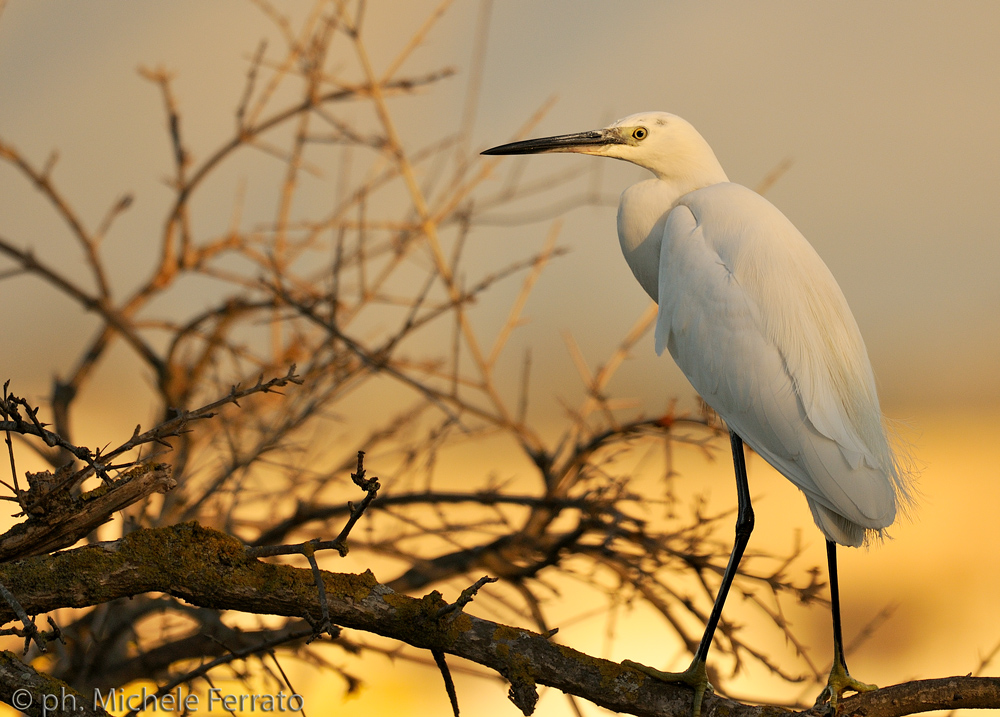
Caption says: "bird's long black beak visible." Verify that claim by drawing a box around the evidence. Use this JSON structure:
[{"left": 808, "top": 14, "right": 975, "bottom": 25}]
[{"left": 482, "top": 128, "right": 623, "bottom": 155}]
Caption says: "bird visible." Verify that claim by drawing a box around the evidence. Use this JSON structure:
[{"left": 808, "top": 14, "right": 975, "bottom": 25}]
[{"left": 482, "top": 112, "right": 914, "bottom": 716}]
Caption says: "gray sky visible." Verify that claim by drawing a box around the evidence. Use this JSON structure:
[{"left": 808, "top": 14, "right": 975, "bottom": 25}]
[
  {"left": 2, "top": 1, "right": 998, "bottom": 415},
  {"left": 473, "top": 1, "right": 1000, "bottom": 411},
  {"left": 2, "top": 1, "right": 999, "bottom": 416}
]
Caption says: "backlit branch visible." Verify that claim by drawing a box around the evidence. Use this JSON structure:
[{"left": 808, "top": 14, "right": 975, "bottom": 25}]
[{"left": 1, "top": 525, "right": 995, "bottom": 717}]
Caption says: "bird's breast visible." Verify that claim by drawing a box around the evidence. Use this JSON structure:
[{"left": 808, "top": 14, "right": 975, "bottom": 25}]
[{"left": 616, "top": 178, "right": 686, "bottom": 302}]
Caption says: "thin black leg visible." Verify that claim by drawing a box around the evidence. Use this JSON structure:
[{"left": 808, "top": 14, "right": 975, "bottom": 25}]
[
  {"left": 693, "top": 430, "right": 755, "bottom": 663},
  {"left": 827, "top": 539, "right": 848, "bottom": 670},
  {"left": 816, "top": 538, "right": 877, "bottom": 707},
  {"left": 622, "top": 430, "right": 757, "bottom": 717}
]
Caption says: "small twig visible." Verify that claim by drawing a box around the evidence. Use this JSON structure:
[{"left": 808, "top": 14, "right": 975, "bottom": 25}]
[
  {"left": 265, "top": 646, "right": 309, "bottom": 717},
  {"left": 93, "top": 193, "right": 134, "bottom": 246},
  {"left": 448, "top": 0, "right": 492, "bottom": 186},
  {"left": 977, "top": 637, "right": 1000, "bottom": 675},
  {"left": 517, "top": 348, "right": 532, "bottom": 426},
  {"left": 248, "top": 450, "right": 380, "bottom": 559},
  {"left": 437, "top": 575, "right": 499, "bottom": 618},
  {"left": 236, "top": 39, "right": 268, "bottom": 131},
  {"left": 2, "top": 380, "right": 19, "bottom": 493},
  {"left": 138, "top": 66, "right": 187, "bottom": 171},
  {"left": 122, "top": 626, "right": 317, "bottom": 717},
  {"left": 302, "top": 541, "right": 334, "bottom": 639},
  {"left": 97, "top": 367, "right": 302, "bottom": 465},
  {"left": 486, "top": 220, "right": 561, "bottom": 368},
  {"left": 272, "top": 284, "right": 468, "bottom": 424},
  {"left": 0, "top": 389, "right": 114, "bottom": 492},
  {"left": 754, "top": 156, "right": 794, "bottom": 196},
  {"left": 330, "top": 450, "right": 380, "bottom": 555},
  {"left": 0, "top": 234, "right": 164, "bottom": 376},
  {"left": 0, "top": 579, "right": 44, "bottom": 653},
  {"left": 433, "top": 648, "right": 461, "bottom": 717},
  {"left": 0, "top": 139, "right": 112, "bottom": 297}
]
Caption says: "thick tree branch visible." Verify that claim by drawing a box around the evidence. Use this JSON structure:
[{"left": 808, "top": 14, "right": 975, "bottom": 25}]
[
  {"left": 0, "top": 464, "right": 175, "bottom": 561},
  {"left": 0, "top": 651, "right": 110, "bottom": 717},
  {"left": 0, "top": 523, "right": 993, "bottom": 717}
]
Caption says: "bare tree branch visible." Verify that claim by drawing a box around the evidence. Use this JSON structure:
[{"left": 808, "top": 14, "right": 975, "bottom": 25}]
[{"left": 1, "top": 525, "right": 995, "bottom": 717}]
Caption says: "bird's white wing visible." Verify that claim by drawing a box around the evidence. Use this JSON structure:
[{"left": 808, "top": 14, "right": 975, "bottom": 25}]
[{"left": 654, "top": 182, "right": 903, "bottom": 545}]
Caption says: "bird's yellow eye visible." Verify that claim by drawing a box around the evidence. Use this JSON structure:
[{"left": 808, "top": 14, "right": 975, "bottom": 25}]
[{"left": 632, "top": 127, "right": 648, "bottom": 140}]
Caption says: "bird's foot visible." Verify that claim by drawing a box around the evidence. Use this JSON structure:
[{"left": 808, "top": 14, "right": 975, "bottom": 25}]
[
  {"left": 814, "top": 658, "right": 877, "bottom": 713},
  {"left": 622, "top": 658, "right": 712, "bottom": 717}
]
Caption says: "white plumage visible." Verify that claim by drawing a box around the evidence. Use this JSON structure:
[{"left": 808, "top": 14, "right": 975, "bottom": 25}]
[
  {"left": 607, "top": 112, "right": 912, "bottom": 547},
  {"left": 651, "top": 182, "right": 903, "bottom": 545},
  {"left": 482, "top": 112, "right": 915, "bottom": 708}
]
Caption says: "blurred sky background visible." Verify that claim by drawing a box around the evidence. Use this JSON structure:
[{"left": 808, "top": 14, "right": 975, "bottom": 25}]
[{"left": 1, "top": 1, "right": 999, "bottom": 715}]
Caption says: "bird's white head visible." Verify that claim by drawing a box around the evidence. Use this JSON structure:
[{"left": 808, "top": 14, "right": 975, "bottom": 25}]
[{"left": 483, "top": 111, "right": 728, "bottom": 191}]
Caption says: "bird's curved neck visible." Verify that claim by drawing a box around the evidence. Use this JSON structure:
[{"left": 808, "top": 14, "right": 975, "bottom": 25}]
[
  {"left": 650, "top": 142, "right": 729, "bottom": 195},
  {"left": 617, "top": 134, "right": 728, "bottom": 301}
]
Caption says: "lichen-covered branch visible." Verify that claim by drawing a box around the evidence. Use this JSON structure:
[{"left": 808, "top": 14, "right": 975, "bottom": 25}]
[
  {"left": 1, "top": 523, "right": 995, "bottom": 717},
  {"left": 0, "top": 651, "right": 110, "bottom": 717},
  {"left": 0, "top": 464, "right": 175, "bottom": 561}
]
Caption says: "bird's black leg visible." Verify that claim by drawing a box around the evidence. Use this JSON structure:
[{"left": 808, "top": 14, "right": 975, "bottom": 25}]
[
  {"left": 829, "top": 539, "right": 847, "bottom": 671},
  {"left": 624, "top": 430, "right": 755, "bottom": 717},
  {"left": 816, "top": 539, "right": 877, "bottom": 710},
  {"left": 694, "top": 430, "right": 755, "bottom": 662}
]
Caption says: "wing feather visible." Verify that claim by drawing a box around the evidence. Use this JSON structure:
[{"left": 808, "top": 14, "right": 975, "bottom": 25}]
[{"left": 654, "top": 183, "right": 909, "bottom": 545}]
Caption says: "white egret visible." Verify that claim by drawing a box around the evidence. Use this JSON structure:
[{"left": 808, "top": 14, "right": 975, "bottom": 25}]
[{"left": 483, "top": 112, "right": 913, "bottom": 716}]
